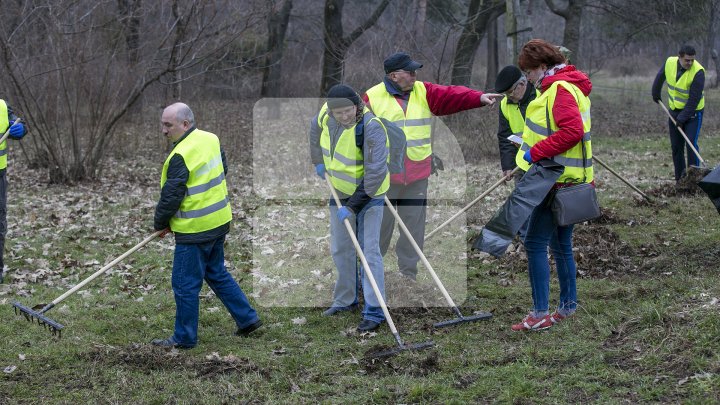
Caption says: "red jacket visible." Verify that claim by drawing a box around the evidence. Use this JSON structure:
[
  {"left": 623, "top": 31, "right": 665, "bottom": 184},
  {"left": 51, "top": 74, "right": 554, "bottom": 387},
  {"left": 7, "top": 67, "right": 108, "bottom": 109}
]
[
  {"left": 528, "top": 66, "right": 592, "bottom": 162},
  {"left": 363, "top": 81, "right": 484, "bottom": 185}
]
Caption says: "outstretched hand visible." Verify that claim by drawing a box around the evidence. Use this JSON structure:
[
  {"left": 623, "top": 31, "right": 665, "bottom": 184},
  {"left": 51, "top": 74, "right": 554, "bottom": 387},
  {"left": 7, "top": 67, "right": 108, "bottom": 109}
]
[{"left": 481, "top": 93, "right": 504, "bottom": 107}]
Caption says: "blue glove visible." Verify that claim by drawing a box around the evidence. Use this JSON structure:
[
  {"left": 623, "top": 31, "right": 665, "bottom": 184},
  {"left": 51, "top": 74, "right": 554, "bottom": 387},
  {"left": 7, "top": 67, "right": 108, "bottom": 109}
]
[
  {"left": 337, "top": 207, "right": 353, "bottom": 222},
  {"left": 523, "top": 149, "right": 533, "bottom": 164},
  {"left": 8, "top": 123, "right": 24, "bottom": 140},
  {"left": 315, "top": 163, "right": 325, "bottom": 179}
]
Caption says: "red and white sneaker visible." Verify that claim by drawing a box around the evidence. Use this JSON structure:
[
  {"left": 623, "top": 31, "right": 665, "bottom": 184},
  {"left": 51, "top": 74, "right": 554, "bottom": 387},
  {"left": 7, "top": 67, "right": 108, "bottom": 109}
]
[
  {"left": 511, "top": 314, "right": 553, "bottom": 331},
  {"left": 548, "top": 311, "right": 566, "bottom": 324}
]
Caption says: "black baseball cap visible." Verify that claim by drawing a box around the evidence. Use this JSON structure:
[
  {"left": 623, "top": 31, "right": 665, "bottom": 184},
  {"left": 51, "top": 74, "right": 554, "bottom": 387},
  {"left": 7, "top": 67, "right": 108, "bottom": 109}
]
[{"left": 383, "top": 52, "right": 423, "bottom": 74}]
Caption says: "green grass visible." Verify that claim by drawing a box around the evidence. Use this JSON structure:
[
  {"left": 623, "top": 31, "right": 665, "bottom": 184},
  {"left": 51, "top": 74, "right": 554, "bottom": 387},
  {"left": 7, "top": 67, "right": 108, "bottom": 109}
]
[{"left": 2, "top": 128, "right": 720, "bottom": 403}]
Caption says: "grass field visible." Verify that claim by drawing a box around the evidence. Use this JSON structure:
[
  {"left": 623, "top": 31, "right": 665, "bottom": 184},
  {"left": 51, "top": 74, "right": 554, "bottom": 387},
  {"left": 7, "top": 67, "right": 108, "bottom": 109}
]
[{"left": 2, "top": 93, "right": 720, "bottom": 403}]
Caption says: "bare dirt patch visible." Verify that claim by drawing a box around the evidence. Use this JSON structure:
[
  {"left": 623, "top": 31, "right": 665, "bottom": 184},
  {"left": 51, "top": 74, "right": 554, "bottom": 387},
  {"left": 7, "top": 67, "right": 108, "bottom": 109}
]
[
  {"left": 362, "top": 346, "right": 439, "bottom": 377},
  {"left": 84, "top": 343, "right": 270, "bottom": 379}
]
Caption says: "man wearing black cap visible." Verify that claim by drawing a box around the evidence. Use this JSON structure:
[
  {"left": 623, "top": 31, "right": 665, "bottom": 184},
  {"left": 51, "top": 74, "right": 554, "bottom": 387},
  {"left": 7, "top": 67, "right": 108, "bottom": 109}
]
[
  {"left": 362, "top": 52, "right": 501, "bottom": 281},
  {"left": 309, "top": 84, "right": 390, "bottom": 332},
  {"left": 495, "top": 65, "right": 537, "bottom": 181}
]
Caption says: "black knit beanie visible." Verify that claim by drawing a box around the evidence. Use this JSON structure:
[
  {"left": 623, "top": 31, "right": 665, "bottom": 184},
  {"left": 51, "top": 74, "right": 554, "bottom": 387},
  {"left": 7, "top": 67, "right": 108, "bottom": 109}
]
[
  {"left": 494, "top": 65, "right": 523, "bottom": 93},
  {"left": 326, "top": 84, "right": 361, "bottom": 109}
]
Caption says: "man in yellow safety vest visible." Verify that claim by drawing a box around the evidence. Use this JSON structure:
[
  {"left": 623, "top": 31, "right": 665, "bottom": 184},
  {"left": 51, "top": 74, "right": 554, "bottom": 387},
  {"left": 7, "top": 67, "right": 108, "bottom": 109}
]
[
  {"left": 652, "top": 44, "right": 705, "bottom": 182},
  {"left": 0, "top": 100, "right": 26, "bottom": 284},
  {"left": 363, "top": 52, "right": 502, "bottom": 280},
  {"left": 151, "top": 102, "right": 261, "bottom": 349}
]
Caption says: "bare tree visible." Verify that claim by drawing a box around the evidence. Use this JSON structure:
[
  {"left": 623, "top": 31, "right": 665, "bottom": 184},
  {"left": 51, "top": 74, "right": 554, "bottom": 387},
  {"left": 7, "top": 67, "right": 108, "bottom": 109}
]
[
  {"left": 320, "top": 0, "right": 391, "bottom": 96},
  {"left": 261, "top": 0, "right": 293, "bottom": 97},
  {"left": 545, "top": 0, "right": 587, "bottom": 65},
  {"left": 485, "top": 16, "right": 499, "bottom": 89},
  {"left": 450, "top": 0, "right": 505, "bottom": 86},
  {"left": 0, "top": 0, "right": 263, "bottom": 183},
  {"left": 505, "top": 0, "right": 532, "bottom": 64}
]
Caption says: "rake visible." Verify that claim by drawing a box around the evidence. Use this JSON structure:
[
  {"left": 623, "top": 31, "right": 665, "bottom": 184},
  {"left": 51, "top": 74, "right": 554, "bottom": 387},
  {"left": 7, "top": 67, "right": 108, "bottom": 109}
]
[
  {"left": 383, "top": 196, "right": 492, "bottom": 328},
  {"left": 657, "top": 100, "right": 708, "bottom": 168},
  {"left": 324, "top": 176, "right": 434, "bottom": 358},
  {"left": 13, "top": 230, "right": 163, "bottom": 337}
]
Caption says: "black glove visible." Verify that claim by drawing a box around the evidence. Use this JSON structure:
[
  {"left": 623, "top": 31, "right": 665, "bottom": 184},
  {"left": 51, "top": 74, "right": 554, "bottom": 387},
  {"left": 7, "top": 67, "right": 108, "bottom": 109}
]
[
  {"left": 652, "top": 96, "right": 661, "bottom": 103},
  {"left": 430, "top": 154, "right": 444, "bottom": 175}
]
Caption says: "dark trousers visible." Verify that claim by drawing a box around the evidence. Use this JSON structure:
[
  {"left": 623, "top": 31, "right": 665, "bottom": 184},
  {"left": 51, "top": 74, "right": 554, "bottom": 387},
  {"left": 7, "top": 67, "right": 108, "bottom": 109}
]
[
  {"left": 668, "top": 111, "right": 703, "bottom": 181},
  {"left": 379, "top": 179, "right": 428, "bottom": 278}
]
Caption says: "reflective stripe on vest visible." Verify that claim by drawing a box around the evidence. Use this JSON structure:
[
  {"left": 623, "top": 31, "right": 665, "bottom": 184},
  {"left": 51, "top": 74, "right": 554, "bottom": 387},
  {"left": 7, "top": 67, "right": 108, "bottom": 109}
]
[
  {"left": 515, "top": 80, "right": 593, "bottom": 184},
  {"left": 318, "top": 103, "right": 390, "bottom": 196},
  {"left": 665, "top": 56, "right": 705, "bottom": 110},
  {"left": 0, "top": 100, "right": 9, "bottom": 170},
  {"left": 366, "top": 81, "right": 432, "bottom": 161},
  {"left": 160, "top": 129, "right": 232, "bottom": 233}
]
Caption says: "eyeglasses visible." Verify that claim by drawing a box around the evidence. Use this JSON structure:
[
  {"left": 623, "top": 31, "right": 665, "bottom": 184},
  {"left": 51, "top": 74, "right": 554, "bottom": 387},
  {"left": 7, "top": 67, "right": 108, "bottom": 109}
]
[
  {"left": 504, "top": 78, "right": 526, "bottom": 96},
  {"left": 394, "top": 70, "right": 417, "bottom": 76}
]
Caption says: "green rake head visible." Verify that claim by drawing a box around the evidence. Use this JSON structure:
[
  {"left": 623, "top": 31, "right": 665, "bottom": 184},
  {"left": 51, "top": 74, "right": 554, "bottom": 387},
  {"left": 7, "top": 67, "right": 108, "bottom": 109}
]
[{"left": 12, "top": 302, "right": 64, "bottom": 337}]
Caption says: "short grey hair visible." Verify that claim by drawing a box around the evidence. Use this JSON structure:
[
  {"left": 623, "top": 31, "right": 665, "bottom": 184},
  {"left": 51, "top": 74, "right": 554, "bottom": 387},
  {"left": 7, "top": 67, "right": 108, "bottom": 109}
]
[{"left": 175, "top": 103, "right": 195, "bottom": 126}]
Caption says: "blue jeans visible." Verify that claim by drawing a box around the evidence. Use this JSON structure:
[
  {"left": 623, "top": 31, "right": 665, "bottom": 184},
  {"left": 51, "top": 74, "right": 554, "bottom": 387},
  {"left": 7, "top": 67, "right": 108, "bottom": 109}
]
[
  {"left": 668, "top": 111, "right": 703, "bottom": 180},
  {"left": 172, "top": 236, "right": 259, "bottom": 346},
  {"left": 524, "top": 201, "right": 577, "bottom": 314},
  {"left": 329, "top": 197, "right": 385, "bottom": 323}
]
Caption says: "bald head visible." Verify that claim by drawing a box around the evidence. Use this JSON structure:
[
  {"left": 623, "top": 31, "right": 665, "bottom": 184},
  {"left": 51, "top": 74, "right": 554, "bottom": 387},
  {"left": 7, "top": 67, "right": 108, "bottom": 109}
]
[{"left": 161, "top": 102, "right": 195, "bottom": 142}]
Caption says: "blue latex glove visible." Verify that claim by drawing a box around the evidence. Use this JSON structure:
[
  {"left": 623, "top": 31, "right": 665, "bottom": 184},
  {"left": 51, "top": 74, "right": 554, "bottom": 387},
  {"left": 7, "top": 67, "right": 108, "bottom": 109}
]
[
  {"left": 8, "top": 123, "right": 24, "bottom": 140},
  {"left": 315, "top": 163, "right": 325, "bottom": 179},
  {"left": 523, "top": 149, "right": 533, "bottom": 164},
  {"left": 337, "top": 207, "right": 353, "bottom": 222}
]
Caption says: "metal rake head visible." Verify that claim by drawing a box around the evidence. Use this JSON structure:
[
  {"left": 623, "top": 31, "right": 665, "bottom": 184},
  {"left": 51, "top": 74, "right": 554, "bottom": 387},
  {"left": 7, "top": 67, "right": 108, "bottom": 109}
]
[{"left": 12, "top": 302, "right": 64, "bottom": 337}]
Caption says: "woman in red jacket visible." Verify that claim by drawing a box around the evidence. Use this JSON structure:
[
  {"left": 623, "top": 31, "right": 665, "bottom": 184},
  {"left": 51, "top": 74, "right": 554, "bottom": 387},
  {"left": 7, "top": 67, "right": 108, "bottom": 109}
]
[{"left": 511, "top": 40, "right": 593, "bottom": 331}]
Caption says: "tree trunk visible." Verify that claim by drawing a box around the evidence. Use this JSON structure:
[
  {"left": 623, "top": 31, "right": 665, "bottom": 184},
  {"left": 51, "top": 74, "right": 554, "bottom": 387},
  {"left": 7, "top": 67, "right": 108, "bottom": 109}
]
[
  {"left": 703, "top": 0, "right": 718, "bottom": 68},
  {"left": 450, "top": 0, "right": 505, "bottom": 86},
  {"left": 545, "top": 0, "right": 586, "bottom": 66},
  {"left": 414, "top": 0, "right": 427, "bottom": 43},
  {"left": 505, "top": 0, "right": 532, "bottom": 65},
  {"left": 261, "top": 0, "right": 293, "bottom": 97},
  {"left": 117, "top": 0, "right": 142, "bottom": 64},
  {"left": 320, "top": 0, "right": 391, "bottom": 96},
  {"left": 485, "top": 16, "right": 498, "bottom": 89}
]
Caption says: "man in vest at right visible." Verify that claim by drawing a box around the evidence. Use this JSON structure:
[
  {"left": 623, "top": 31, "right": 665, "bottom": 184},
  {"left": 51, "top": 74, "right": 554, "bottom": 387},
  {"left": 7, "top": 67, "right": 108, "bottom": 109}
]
[
  {"left": 652, "top": 45, "right": 705, "bottom": 182},
  {"left": 363, "top": 52, "right": 502, "bottom": 281}
]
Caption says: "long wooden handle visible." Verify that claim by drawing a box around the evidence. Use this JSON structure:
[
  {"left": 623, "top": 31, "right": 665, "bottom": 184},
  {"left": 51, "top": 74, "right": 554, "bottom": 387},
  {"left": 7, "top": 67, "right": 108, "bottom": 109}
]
[
  {"left": 593, "top": 155, "right": 651, "bottom": 201},
  {"left": 425, "top": 167, "right": 519, "bottom": 241},
  {"left": 324, "top": 176, "right": 401, "bottom": 339},
  {"left": 50, "top": 231, "right": 163, "bottom": 306},
  {"left": 384, "top": 196, "right": 457, "bottom": 308},
  {"left": 0, "top": 119, "right": 22, "bottom": 145},
  {"left": 657, "top": 100, "right": 706, "bottom": 166}
]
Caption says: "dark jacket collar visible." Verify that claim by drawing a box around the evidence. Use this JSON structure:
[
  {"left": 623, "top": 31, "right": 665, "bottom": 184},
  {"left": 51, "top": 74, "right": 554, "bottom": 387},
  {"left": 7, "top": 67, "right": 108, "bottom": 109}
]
[
  {"left": 383, "top": 76, "right": 410, "bottom": 96},
  {"left": 173, "top": 126, "right": 197, "bottom": 146}
]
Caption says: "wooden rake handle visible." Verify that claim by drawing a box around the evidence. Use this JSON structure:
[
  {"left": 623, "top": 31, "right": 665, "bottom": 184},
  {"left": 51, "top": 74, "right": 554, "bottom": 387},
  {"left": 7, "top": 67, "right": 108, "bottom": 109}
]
[
  {"left": 656, "top": 100, "right": 706, "bottom": 167},
  {"left": 324, "top": 175, "right": 402, "bottom": 340},
  {"left": 0, "top": 119, "right": 22, "bottom": 145},
  {"left": 48, "top": 230, "right": 163, "bottom": 307}
]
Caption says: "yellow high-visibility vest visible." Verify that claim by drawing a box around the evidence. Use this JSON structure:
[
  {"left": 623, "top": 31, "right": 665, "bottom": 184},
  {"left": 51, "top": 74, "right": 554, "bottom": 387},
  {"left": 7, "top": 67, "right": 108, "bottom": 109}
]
[
  {"left": 515, "top": 81, "right": 593, "bottom": 184},
  {"left": 0, "top": 100, "right": 9, "bottom": 170},
  {"left": 365, "top": 81, "right": 432, "bottom": 161},
  {"left": 160, "top": 129, "right": 232, "bottom": 233},
  {"left": 318, "top": 103, "right": 390, "bottom": 196},
  {"left": 664, "top": 56, "right": 705, "bottom": 110},
  {"left": 500, "top": 90, "right": 540, "bottom": 138}
]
